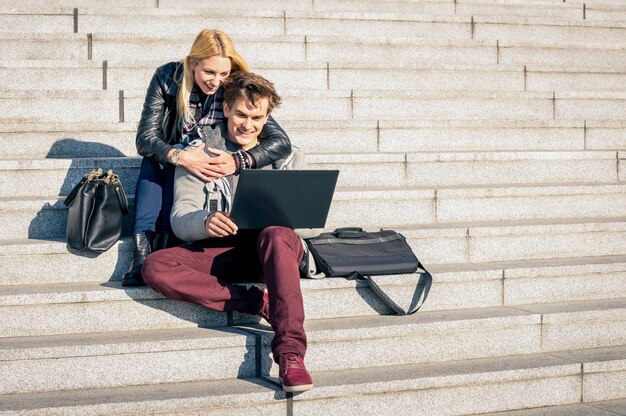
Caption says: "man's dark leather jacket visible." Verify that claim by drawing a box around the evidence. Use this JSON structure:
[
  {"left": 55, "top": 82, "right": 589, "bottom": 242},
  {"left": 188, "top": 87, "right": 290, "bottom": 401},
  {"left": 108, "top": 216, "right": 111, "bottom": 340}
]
[{"left": 135, "top": 61, "right": 291, "bottom": 166}]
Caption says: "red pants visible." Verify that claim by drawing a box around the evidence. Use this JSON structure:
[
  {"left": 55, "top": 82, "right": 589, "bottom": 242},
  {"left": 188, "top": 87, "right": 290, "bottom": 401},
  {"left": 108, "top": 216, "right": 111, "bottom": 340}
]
[{"left": 142, "top": 226, "right": 307, "bottom": 361}]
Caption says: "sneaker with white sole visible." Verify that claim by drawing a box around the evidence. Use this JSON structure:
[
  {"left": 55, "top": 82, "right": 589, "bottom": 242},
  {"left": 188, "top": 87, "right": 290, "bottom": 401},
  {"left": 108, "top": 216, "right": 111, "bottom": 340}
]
[{"left": 278, "top": 353, "right": 313, "bottom": 393}]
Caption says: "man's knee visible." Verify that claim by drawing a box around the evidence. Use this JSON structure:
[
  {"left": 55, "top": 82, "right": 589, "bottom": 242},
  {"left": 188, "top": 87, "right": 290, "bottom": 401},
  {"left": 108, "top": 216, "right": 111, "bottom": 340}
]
[
  {"left": 259, "top": 226, "right": 298, "bottom": 243},
  {"left": 141, "top": 251, "right": 173, "bottom": 291},
  {"left": 258, "top": 226, "right": 304, "bottom": 264}
]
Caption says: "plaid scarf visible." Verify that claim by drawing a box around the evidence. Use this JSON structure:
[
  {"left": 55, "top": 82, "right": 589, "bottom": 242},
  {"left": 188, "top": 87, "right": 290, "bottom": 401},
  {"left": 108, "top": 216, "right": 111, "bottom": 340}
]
[{"left": 180, "top": 85, "right": 224, "bottom": 145}]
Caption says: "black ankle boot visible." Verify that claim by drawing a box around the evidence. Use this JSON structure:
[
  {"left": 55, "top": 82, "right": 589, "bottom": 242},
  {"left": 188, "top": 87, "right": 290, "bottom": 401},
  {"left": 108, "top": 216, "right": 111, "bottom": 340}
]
[
  {"left": 121, "top": 232, "right": 154, "bottom": 287},
  {"left": 153, "top": 231, "right": 180, "bottom": 251}
]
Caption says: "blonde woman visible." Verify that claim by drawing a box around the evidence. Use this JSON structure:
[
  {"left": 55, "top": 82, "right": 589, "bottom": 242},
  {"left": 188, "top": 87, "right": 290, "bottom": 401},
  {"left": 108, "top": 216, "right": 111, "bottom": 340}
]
[{"left": 123, "top": 29, "right": 292, "bottom": 286}]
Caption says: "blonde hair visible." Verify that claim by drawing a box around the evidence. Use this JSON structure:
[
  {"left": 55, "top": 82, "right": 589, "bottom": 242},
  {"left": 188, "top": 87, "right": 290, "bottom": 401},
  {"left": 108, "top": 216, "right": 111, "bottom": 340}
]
[{"left": 177, "top": 29, "right": 250, "bottom": 126}]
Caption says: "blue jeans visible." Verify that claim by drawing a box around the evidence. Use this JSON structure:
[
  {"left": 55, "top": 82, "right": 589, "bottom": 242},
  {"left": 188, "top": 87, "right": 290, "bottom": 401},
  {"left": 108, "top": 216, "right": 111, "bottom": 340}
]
[{"left": 132, "top": 157, "right": 176, "bottom": 235}]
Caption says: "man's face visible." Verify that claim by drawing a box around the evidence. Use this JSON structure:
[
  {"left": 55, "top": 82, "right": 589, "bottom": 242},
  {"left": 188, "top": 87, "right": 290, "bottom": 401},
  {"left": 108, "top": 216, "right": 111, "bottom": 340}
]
[{"left": 223, "top": 96, "right": 270, "bottom": 150}]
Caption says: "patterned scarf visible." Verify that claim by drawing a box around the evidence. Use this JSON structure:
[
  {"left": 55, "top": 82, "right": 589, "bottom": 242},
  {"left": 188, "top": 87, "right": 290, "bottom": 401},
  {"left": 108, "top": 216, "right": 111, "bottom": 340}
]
[{"left": 180, "top": 85, "right": 224, "bottom": 145}]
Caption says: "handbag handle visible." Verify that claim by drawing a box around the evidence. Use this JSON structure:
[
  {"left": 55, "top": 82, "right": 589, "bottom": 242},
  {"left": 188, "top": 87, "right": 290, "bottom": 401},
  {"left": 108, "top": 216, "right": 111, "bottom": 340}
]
[
  {"left": 333, "top": 227, "right": 365, "bottom": 239},
  {"left": 63, "top": 176, "right": 88, "bottom": 207},
  {"left": 346, "top": 261, "right": 433, "bottom": 315},
  {"left": 334, "top": 227, "right": 363, "bottom": 233}
]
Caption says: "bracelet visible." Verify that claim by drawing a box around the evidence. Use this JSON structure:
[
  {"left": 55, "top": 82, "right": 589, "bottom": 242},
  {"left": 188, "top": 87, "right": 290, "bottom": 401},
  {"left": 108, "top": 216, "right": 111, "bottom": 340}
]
[
  {"left": 232, "top": 150, "right": 250, "bottom": 175},
  {"left": 232, "top": 152, "right": 241, "bottom": 175}
]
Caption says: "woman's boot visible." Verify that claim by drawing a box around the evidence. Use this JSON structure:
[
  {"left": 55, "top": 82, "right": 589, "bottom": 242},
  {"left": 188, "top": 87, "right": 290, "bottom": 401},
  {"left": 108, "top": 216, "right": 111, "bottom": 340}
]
[
  {"left": 121, "top": 231, "right": 154, "bottom": 287},
  {"left": 153, "top": 231, "right": 180, "bottom": 251}
]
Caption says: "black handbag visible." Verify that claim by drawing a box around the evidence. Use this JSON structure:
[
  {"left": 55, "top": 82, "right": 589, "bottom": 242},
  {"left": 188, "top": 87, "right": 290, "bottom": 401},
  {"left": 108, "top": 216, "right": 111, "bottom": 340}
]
[
  {"left": 305, "top": 227, "right": 432, "bottom": 315},
  {"left": 64, "top": 168, "right": 129, "bottom": 252}
]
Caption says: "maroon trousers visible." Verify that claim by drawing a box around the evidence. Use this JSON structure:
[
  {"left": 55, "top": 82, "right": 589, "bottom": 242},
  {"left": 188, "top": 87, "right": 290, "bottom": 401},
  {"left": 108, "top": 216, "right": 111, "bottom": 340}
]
[{"left": 142, "top": 226, "right": 307, "bottom": 361}]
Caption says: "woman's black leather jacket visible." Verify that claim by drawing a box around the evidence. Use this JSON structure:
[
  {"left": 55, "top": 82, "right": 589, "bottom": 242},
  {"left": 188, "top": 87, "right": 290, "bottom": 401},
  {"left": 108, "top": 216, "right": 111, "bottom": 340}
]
[{"left": 135, "top": 61, "right": 292, "bottom": 166}]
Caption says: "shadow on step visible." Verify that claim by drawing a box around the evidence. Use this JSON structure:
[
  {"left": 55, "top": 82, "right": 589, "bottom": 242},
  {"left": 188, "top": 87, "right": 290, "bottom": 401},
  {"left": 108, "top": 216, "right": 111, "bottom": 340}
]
[
  {"left": 102, "top": 281, "right": 279, "bottom": 390},
  {"left": 28, "top": 139, "right": 134, "bottom": 280}
]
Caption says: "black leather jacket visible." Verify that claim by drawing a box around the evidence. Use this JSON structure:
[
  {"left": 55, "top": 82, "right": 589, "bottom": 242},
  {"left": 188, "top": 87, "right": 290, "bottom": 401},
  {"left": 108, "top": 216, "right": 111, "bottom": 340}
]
[{"left": 135, "top": 61, "right": 291, "bottom": 166}]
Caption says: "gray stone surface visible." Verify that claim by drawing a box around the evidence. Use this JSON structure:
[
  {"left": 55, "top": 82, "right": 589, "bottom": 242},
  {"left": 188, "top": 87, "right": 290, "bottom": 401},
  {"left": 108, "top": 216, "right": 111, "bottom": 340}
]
[
  {"left": 1, "top": 1, "right": 626, "bottom": 413},
  {"left": 499, "top": 40, "right": 626, "bottom": 67},
  {"left": 437, "top": 183, "right": 626, "bottom": 223},
  {"left": 407, "top": 150, "right": 617, "bottom": 186},
  {"left": 0, "top": 33, "right": 87, "bottom": 60},
  {"left": 285, "top": 12, "right": 471, "bottom": 39},
  {"left": 353, "top": 90, "right": 554, "bottom": 120},
  {"left": 474, "top": 15, "right": 626, "bottom": 44},
  {"left": 0, "top": 327, "right": 257, "bottom": 394},
  {"left": 556, "top": 92, "right": 626, "bottom": 120},
  {"left": 504, "top": 261, "right": 626, "bottom": 304},
  {"left": 0, "top": 89, "right": 119, "bottom": 123},
  {"left": 379, "top": 119, "right": 586, "bottom": 152},
  {"left": 291, "top": 353, "right": 581, "bottom": 415},
  {"left": 0, "top": 377, "right": 284, "bottom": 416},
  {"left": 594, "top": 398, "right": 626, "bottom": 415},
  {"left": 513, "top": 299, "right": 626, "bottom": 351},
  {"left": 479, "top": 403, "right": 622, "bottom": 415},
  {"left": 464, "top": 220, "right": 626, "bottom": 263}
]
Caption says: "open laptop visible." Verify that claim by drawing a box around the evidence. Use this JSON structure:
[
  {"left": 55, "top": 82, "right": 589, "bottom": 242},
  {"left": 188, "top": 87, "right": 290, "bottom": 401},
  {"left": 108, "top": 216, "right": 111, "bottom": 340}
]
[{"left": 229, "top": 170, "right": 339, "bottom": 229}]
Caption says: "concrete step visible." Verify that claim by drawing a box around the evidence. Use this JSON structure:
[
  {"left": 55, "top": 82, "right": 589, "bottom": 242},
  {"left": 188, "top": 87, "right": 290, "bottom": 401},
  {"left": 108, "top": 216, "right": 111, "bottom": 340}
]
[
  {"left": 259, "top": 300, "right": 626, "bottom": 376},
  {"left": 304, "top": 35, "right": 626, "bottom": 67},
  {"left": 0, "top": 0, "right": 621, "bottom": 23},
  {"left": 0, "top": 327, "right": 259, "bottom": 395},
  {"left": 404, "top": 218, "right": 626, "bottom": 265},
  {"left": 1, "top": 249, "right": 626, "bottom": 333},
  {"left": 0, "top": 122, "right": 138, "bottom": 159},
  {"left": 375, "top": 119, "right": 626, "bottom": 152},
  {"left": 2, "top": 150, "right": 621, "bottom": 199},
  {"left": 3, "top": 7, "right": 625, "bottom": 44},
  {"left": 2, "top": 120, "right": 625, "bottom": 159},
  {"left": 0, "top": 0, "right": 157, "bottom": 8},
  {"left": 585, "top": 3, "right": 626, "bottom": 22},
  {"left": 2, "top": 15, "right": 626, "bottom": 65},
  {"left": 0, "top": 89, "right": 119, "bottom": 124},
  {"left": 3, "top": 30, "right": 626, "bottom": 69},
  {"left": 2, "top": 234, "right": 626, "bottom": 308},
  {"left": 2, "top": 347, "right": 625, "bottom": 415},
  {"left": 121, "top": 88, "right": 626, "bottom": 122},
  {"left": 89, "top": 33, "right": 307, "bottom": 63},
  {"left": 1, "top": 182, "right": 619, "bottom": 240},
  {"left": 286, "top": 347, "right": 626, "bottom": 415},
  {"left": 0, "top": 306, "right": 540, "bottom": 393},
  {"left": 472, "top": 15, "right": 626, "bottom": 44},
  {"left": 0, "top": 33, "right": 87, "bottom": 60},
  {"left": 5, "top": 60, "right": 626, "bottom": 93},
  {"left": 0, "top": 217, "right": 626, "bottom": 272},
  {"left": 310, "top": 0, "right": 584, "bottom": 19},
  {"left": 1, "top": 289, "right": 625, "bottom": 388},
  {"left": 161, "top": 0, "right": 592, "bottom": 20},
  {"left": 482, "top": 400, "right": 626, "bottom": 415}
]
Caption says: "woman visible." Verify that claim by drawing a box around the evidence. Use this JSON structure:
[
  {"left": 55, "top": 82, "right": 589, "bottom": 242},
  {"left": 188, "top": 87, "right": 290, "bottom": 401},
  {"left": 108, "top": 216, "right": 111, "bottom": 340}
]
[{"left": 122, "top": 29, "right": 292, "bottom": 286}]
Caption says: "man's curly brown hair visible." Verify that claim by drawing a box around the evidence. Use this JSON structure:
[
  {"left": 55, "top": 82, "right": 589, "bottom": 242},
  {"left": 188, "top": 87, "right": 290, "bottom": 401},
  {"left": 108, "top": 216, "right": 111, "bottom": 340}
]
[{"left": 223, "top": 72, "right": 282, "bottom": 115}]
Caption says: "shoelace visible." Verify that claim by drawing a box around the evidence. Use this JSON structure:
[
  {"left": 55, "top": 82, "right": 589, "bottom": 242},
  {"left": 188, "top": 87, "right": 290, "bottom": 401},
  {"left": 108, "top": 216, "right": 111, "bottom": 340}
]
[{"left": 284, "top": 354, "right": 307, "bottom": 373}]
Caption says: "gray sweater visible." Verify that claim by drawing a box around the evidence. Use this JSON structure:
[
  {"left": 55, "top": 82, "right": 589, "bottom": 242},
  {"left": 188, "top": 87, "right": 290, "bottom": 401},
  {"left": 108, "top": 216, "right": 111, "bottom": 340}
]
[{"left": 170, "top": 123, "right": 307, "bottom": 242}]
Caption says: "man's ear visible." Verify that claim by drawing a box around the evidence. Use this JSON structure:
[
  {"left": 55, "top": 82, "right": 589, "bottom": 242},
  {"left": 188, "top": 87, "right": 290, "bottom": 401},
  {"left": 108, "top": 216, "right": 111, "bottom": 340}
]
[{"left": 223, "top": 101, "right": 230, "bottom": 118}]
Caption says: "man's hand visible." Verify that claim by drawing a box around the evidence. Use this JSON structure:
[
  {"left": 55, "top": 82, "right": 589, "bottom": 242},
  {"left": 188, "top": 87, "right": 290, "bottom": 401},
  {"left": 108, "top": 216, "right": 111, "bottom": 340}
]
[
  {"left": 205, "top": 212, "right": 238, "bottom": 237},
  {"left": 175, "top": 146, "right": 234, "bottom": 181}
]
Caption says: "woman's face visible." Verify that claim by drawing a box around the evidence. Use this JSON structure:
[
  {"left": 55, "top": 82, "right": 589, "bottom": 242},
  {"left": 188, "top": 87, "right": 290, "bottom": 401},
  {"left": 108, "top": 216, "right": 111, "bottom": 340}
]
[{"left": 190, "top": 55, "right": 232, "bottom": 95}]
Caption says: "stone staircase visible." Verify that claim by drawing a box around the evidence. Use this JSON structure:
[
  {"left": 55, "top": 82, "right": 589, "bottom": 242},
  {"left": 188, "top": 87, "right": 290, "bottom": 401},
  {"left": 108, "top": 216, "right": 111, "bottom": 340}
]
[{"left": 1, "top": 0, "right": 626, "bottom": 414}]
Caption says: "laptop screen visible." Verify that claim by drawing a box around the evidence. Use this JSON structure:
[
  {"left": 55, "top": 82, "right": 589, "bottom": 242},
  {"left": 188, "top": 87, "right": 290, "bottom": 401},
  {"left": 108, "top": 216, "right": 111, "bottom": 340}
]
[{"left": 230, "top": 170, "right": 339, "bottom": 229}]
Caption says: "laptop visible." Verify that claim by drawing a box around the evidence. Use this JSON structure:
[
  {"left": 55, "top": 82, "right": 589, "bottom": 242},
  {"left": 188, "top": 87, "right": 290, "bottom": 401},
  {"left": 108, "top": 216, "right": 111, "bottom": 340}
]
[{"left": 229, "top": 170, "right": 339, "bottom": 229}]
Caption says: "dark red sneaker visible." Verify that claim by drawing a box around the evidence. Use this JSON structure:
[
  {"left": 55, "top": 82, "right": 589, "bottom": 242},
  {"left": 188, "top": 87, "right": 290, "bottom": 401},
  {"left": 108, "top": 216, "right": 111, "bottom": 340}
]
[
  {"left": 257, "top": 289, "right": 270, "bottom": 325},
  {"left": 279, "top": 353, "right": 313, "bottom": 393}
]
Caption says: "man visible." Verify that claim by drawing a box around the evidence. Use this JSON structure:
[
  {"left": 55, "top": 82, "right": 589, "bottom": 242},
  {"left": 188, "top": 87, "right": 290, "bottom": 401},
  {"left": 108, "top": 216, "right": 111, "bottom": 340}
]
[{"left": 142, "top": 72, "right": 313, "bottom": 393}]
